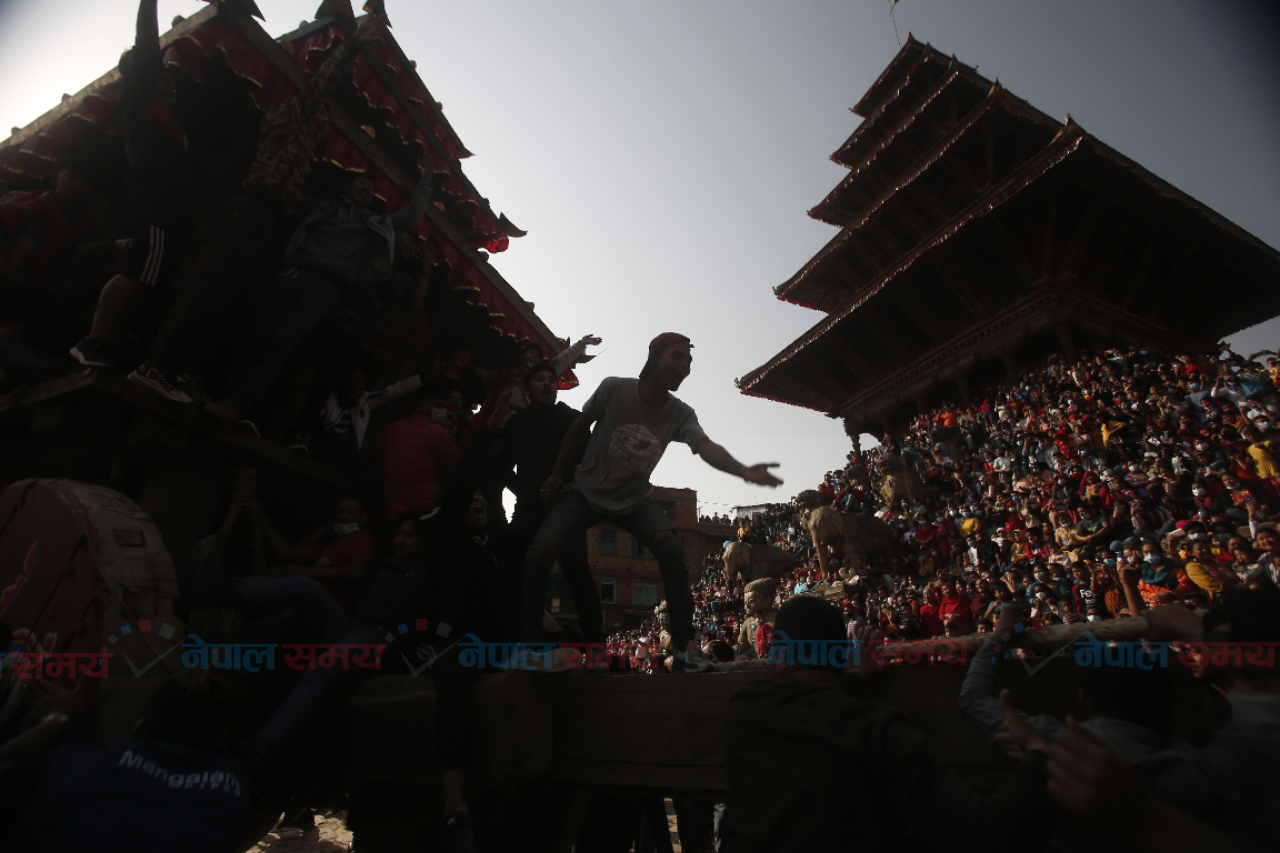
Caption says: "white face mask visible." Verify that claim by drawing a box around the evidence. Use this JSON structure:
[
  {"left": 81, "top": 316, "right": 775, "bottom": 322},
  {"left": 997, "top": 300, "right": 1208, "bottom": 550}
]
[
  {"left": 1087, "top": 614, "right": 1101, "bottom": 622},
  {"left": 1035, "top": 591, "right": 1048, "bottom": 601},
  {"left": 333, "top": 521, "right": 361, "bottom": 537}
]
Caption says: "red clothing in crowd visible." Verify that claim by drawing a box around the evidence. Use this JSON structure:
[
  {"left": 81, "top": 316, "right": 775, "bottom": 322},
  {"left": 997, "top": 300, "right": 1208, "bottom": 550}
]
[
  {"left": 938, "top": 591, "right": 974, "bottom": 631},
  {"left": 756, "top": 622, "right": 774, "bottom": 657},
  {"left": 313, "top": 529, "right": 377, "bottom": 613},
  {"left": 919, "top": 602, "right": 945, "bottom": 637},
  {"left": 379, "top": 413, "right": 454, "bottom": 517}
]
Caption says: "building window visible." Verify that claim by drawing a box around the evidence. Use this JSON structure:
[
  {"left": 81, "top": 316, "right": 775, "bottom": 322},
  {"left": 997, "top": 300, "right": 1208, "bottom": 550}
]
[
  {"left": 630, "top": 536, "right": 654, "bottom": 558},
  {"left": 600, "top": 530, "right": 616, "bottom": 555},
  {"left": 601, "top": 577, "right": 616, "bottom": 603},
  {"left": 633, "top": 579, "right": 658, "bottom": 606}
]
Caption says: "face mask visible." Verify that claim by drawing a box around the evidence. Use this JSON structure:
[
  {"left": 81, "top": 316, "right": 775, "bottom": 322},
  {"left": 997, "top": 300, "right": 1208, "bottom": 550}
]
[
  {"left": 1192, "top": 488, "right": 1206, "bottom": 497},
  {"left": 1035, "top": 572, "right": 1049, "bottom": 582},
  {"left": 1087, "top": 614, "right": 1101, "bottom": 622},
  {"left": 1129, "top": 465, "right": 1139, "bottom": 472},
  {"left": 1260, "top": 422, "right": 1272, "bottom": 431},
  {"left": 1189, "top": 384, "right": 1200, "bottom": 391},
  {"left": 429, "top": 406, "right": 449, "bottom": 424},
  {"left": 333, "top": 521, "right": 361, "bottom": 537},
  {"left": 1144, "top": 555, "right": 1163, "bottom": 567},
  {"left": 1035, "top": 592, "right": 1048, "bottom": 601}
]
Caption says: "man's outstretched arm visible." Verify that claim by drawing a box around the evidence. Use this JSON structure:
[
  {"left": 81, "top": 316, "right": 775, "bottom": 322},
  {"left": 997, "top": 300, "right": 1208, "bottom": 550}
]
[{"left": 694, "top": 438, "right": 782, "bottom": 486}]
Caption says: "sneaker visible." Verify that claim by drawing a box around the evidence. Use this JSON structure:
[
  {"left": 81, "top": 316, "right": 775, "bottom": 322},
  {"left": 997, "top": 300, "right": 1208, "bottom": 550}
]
[
  {"left": 70, "top": 338, "right": 119, "bottom": 369},
  {"left": 235, "top": 419, "right": 261, "bottom": 438},
  {"left": 442, "top": 806, "right": 479, "bottom": 853},
  {"left": 128, "top": 364, "right": 194, "bottom": 403}
]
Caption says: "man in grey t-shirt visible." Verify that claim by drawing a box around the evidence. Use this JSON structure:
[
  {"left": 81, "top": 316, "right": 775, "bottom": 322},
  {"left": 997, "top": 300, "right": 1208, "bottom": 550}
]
[{"left": 520, "top": 332, "right": 782, "bottom": 665}]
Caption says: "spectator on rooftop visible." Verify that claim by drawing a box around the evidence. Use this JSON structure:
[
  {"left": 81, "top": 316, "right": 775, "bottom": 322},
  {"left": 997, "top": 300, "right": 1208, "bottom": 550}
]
[
  {"left": 71, "top": 0, "right": 192, "bottom": 372},
  {"left": 129, "top": 14, "right": 391, "bottom": 403}
]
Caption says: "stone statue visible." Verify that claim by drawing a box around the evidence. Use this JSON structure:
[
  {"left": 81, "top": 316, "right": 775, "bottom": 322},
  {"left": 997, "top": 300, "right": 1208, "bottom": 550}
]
[
  {"left": 723, "top": 540, "right": 799, "bottom": 587},
  {"left": 929, "top": 425, "right": 963, "bottom": 463},
  {"left": 735, "top": 577, "right": 780, "bottom": 660},
  {"left": 877, "top": 452, "right": 926, "bottom": 506},
  {"left": 801, "top": 506, "right": 899, "bottom": 579}
]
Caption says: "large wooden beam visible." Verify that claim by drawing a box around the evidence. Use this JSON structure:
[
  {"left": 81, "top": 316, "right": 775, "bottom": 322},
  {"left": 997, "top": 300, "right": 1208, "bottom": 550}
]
[{"left": 284, "top": 653, "right": 1209, "bottom": 797}]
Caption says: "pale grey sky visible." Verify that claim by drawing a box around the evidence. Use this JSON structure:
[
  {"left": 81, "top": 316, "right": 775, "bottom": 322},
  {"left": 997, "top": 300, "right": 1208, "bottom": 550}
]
[{"left": 2, "top": 0, "right": 1277, "bottom": 516}]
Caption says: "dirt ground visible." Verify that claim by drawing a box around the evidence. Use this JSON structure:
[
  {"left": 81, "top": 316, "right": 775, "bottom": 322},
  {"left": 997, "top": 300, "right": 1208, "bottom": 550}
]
[
  {"left": 246, "top": 802, "right": 686, "bottom": 852},
  {"left": 248, "top": 813, "right": 352, "bottom": 853}
]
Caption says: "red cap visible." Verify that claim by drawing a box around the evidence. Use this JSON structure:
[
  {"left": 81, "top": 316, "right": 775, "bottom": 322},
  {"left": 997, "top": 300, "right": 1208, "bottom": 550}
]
[{"left": 648, "top": 332, "right": 692, "bottom": 359}]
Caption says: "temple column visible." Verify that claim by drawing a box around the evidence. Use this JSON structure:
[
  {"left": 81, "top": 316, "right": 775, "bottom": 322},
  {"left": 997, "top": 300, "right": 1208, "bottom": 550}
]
[{"left": 1055, "top": 324, "right": 1079, "bottom": 362}]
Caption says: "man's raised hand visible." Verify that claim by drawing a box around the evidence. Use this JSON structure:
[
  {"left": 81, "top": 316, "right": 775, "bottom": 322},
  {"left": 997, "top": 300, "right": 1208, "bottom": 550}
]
[{"left": 743, "top": 463, "right": 783, "bottom": 487}]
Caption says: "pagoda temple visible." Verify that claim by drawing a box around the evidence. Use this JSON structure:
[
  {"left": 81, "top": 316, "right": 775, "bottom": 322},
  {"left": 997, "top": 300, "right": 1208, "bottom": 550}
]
[{"left": 738, "top": 36, "right": 1280, "bottom": 438}]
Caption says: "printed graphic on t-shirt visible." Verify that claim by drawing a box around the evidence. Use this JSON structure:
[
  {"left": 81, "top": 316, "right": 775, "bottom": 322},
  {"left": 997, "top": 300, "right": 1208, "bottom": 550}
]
[{"left": 610, "top": 423, "right": 662, "bottom": 476}]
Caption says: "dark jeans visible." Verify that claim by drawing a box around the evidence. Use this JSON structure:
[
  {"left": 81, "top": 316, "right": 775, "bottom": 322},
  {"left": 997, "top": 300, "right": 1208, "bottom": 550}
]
[
  {"left": 507, "top": 504, "right": 604, "bottom": 643},
  {"left": 236, "top": 575, "right": 382, "bottom": 763},
  {"left": 150, "top": 192, "right": 283, "bottom": 378},
  {"left": 521, "top": 492, "right": 693, "bottom": 650},
  {"left": 225, "top": 268, "right": 342, "bottom": 415}
]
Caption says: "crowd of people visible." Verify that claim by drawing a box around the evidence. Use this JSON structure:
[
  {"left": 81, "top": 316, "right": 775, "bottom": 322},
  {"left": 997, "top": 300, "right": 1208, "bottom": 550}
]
[
  {"left": 651, "top": 341, "right": 1280, "bottom": 851},
  {"left": 627, "top": 342, "right": 1280, "bottom": 665}
]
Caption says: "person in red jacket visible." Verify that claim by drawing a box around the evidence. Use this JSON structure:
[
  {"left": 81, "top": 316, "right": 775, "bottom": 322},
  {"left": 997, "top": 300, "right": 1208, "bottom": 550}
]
[
  {"left": 938, "top": 579, "right": 974, "bottom": 634},
  {"left": 379, "top": 379, "right": 458, "bottom": 518}
]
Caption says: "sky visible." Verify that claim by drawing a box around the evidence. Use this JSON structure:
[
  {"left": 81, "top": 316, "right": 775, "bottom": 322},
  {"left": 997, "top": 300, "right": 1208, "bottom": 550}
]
[{"left": 1, "top": 0, "right": 1278, "bottom": 517}]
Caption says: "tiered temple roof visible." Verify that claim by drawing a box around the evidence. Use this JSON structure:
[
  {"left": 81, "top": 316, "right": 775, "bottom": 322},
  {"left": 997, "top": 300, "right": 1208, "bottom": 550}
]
[{"left": 739, "top": 36, "right": 1280, "bottom": 435}]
